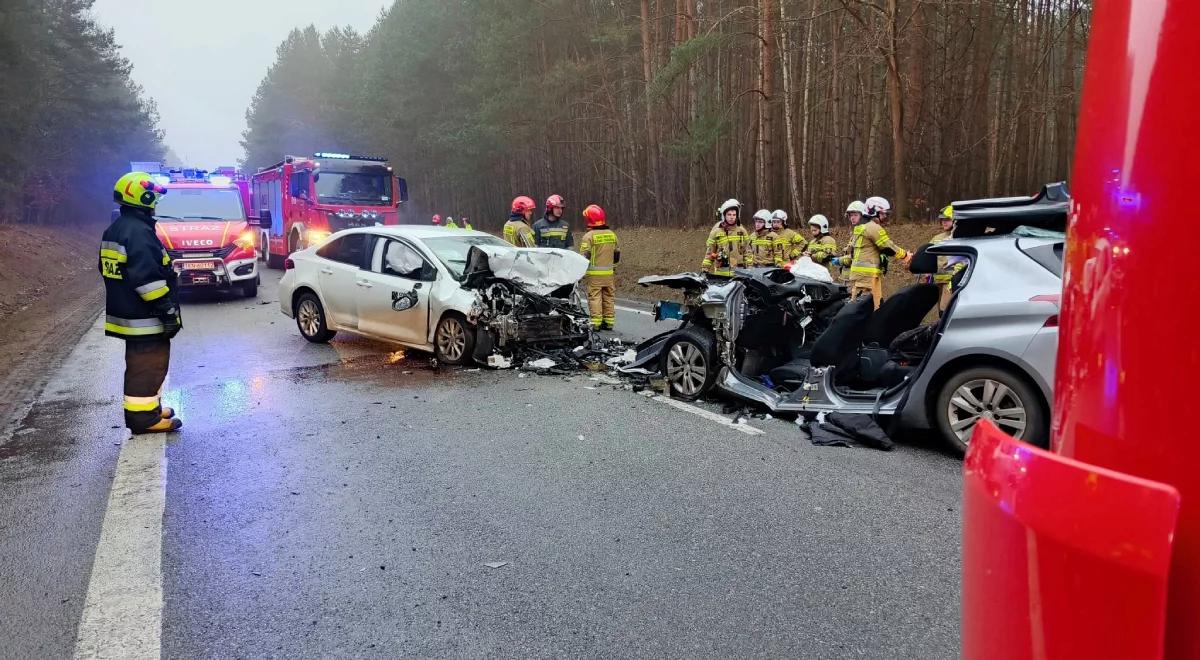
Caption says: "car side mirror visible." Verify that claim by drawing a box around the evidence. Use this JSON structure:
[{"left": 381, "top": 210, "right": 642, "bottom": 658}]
[
  {"left": 396, "top": 177, "right": 409, "bottom": 203},
  {"left": 258, "top": 209, "right": 272, "bottom": 227}
]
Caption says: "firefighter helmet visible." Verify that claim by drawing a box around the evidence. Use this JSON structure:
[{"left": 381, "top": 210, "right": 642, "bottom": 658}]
[
  {"left": 771, "top": 209, "right": 788, "bottom": 226},
  {"left": 864, "top": 196, "right": 891, "bottom": 217},
  {"left": 582, "top": 204, "right": 606, "bottom": 228},
  {"left": 845, "top": 200, "right": 868, "bottom": 215},
  {"left": 511, "top": 196, "right": 536, "bottom": 214},
  {"left": 113, "top": 172, "right": 167, "bottom": 210},
  {"left": 546, "top": 194, "right": 565, "bottom": 211},
  {"left": 808, "top": 214, "right": 830, "bottom": 234},
  {"left": 717, "top": 198, "right": 741, "bottom": 222},
  {"left": 752, "top": 209, "right": 772, "bottom": 226},
  {"left": 940, "top": 204, "right": 953, "bottom": 220},
  {"left": 432, "top": 214, "right": 442, "bottom": 225}
]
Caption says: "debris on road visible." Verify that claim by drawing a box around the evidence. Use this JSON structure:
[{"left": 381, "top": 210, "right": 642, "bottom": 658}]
[
  {"left": 483, "top": 561, "right": 508, "bottom": 569},
  {"left": 487, "top": 354, "right": 513, "bottom": 369},
  {"left": 526, "top": 357, "right": 557, "bottom": 370},
  {"left": 804, "top": 412, "right": 894, "bottom": 451}
]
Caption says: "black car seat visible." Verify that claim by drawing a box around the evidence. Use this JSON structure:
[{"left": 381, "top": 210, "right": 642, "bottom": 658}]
[
  {"left": 861, "top": 283, "right": 940, "bottom": 347},
  {"left": 768, "top": 294, "right": 875, "bottom": 385}
]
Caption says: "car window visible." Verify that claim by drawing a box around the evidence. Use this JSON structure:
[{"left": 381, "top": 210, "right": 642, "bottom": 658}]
[
  {"left": 380, "top": 240, "right": 429, "bottom": 280},
  {"left": 1018, "top": 239, "right": 1064, "bottom": 277},
  {"left": 316, "top": 234, "right": 369, "bottom": 267},
  {"left": 422, "top": 235, "right": 511, "bottom": 278}
]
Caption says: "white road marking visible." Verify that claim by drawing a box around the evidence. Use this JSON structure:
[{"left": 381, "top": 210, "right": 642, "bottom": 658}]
[
  {"left": 74, "top": 432, "right": 167, "bottom": 660},
  {"left": 640, "top": 391, "right": 764, "bottom": 436},
  {"left": 615, "top": 305, "right": 652, "bottom": 316}
]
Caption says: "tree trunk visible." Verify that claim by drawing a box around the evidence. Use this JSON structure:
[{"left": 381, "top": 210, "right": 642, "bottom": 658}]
[
  {"left": 639, "top": 0, "right": 661, "bottom": 224},
  {"left": 883, "top": 0, "right": 908, "bottom": 221},
  {"left": 779, "top": 0, "right": 801, "bottom": 217},
  {"left": 755, "top": 0, "right": 775, "bottom": 208}
]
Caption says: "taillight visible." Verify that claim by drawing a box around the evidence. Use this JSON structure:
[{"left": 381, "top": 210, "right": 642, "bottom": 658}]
[
  {"left": 284, "top": 258, "right": 295, "bottom": 270},
  {"left": 1030, "top": 294, "right": 1060, "bottom": 327}
]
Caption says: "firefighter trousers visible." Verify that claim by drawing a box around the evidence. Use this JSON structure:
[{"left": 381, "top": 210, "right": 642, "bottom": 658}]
[
  {"left": 850, "top": 276, "right": 883, "bottom": 310},
  {"left": 123, "top": 339, "right": 171, "bottom": 432},
  {"left": 586, "top": 277, "right": 615, "bottom": 328}
]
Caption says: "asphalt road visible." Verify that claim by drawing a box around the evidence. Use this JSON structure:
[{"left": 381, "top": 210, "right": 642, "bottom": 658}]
[{"left": 0, "top": 269, "right": 964, "bottom": 659}]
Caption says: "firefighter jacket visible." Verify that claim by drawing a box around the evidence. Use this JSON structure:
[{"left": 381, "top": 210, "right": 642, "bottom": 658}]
[
  {"left": 579, "top": 226, "right": 619, "bottom": 283},
  {"left": 748, "top": 229, "right": 777, "bottom": 266},
  {"left": 503, "top": 216, "right": 536, "bottom": 247},
  {"left": 702, "top": 223, "right": 749, "bottom": 276},
  {"left": 928, "top": 230, "right": 967, "bottom": 285},
  {"left": 773, "top": 228, "right": 801, "bottom": 266},
  {"left": 848, "top": 220, "right": 908, "bottom": 284},
  {"left": 806, "top": 234, "right": 839, "bottom": 277},
  {"left": 100, "top": 207, "right": 181, "bottom": 341},
  {"left": 533, "top": 215, "right": 572, "bottom": 249}
]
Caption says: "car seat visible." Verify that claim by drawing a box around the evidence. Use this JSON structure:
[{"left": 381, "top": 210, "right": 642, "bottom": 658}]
[
  {"left": 767, "top": 294, "right": 875, "bottom": 387},
  {"left": 842, "top": 283, "right": 940, "bottom": 386}
]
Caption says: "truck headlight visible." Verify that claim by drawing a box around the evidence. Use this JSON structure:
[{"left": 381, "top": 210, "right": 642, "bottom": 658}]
[
  {"left": 233, "top": 230, "right": 255, "bottom": 250},
  {"left": 306, "top": 230, "right": 331, "bottom": 246}
]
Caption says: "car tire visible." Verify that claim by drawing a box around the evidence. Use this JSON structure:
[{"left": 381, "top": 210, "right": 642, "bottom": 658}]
[
  {"left": 295, "top": 292, "right": 335, "bottom": 343},
  {"left": 434, "top": 313, "right": 475, "bottom": 365},
  {"left": 934, "top": 366, "right": 1047, "bottom": 454},
  {"left": 660, "top": 326, "right": 718, "bottom": 400},
  {"left": 241, "top": 278, "right": 258, "bottom": 298}
]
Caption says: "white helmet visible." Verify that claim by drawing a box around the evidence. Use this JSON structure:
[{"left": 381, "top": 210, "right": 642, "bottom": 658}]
[
  {"left": 845, "top": 200, "right": 867, "bottom": 215},
  {"left": 864, "top": 196, "right": 891, "bottom": 217},
  {"left": 752, "top": 209, "right": 772, "bottom": 225},
  {"left": 771, "top": 209, "right": 788, "bottom": 225},
  {"left": 717, "top": 198, "right": 742, "bottom": 221},
  {"left": 808, "top": 214, "right": 830, "bottom": 233}
]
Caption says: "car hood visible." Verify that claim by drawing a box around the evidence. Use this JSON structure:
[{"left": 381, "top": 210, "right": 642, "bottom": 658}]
[
  {"left": 462, "top": 246, "right": 588, "bottom": 295},
  {"left": 157, "top": 220, "right": 249, "bottom": 249},
  {"left": 637, "top": 272, "right": 709, "bottom": 291}
]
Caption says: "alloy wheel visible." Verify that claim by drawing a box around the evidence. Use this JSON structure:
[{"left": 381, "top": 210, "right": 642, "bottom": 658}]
[
  {"left": 666, "top": 342, "right": 707, "bottom": 397},
  {"left": 437, "top": 318, "right": 466, "bottom": 362},
  {"left": 298, "top": 299, "right": 321, "bottom": 338},
  {"left": 946, "top": 378, "right": 1027, "bottom": 443}
]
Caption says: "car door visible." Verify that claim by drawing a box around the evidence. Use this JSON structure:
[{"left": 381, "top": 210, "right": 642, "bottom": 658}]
[
  {"left": 355, "top": 238, "right": 436, "bottom": 345},
  {"left": 315, "top": 233, "right": 371, "bottom": 328}
]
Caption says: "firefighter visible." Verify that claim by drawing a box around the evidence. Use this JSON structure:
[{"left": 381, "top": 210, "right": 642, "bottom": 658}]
[
  {"left": 533, "top": 194, "right": 572, "bottom": 248},
  {"left": 445, "top": 216, "right": 458, "bottom": 228},
  {"left": 461, "top": 216, "right": 474, "bottom": 230},
  {"left": 929, "top": 204, "right": 966, "bottom": 312},
  {"left": 748, "top": 209, "right": 776, "bottom": 266},
  {"left": 503, "top": 196, "right": 537, "bottom": 247},
  {"left": 578, "top": 204, "right": 619, "bottom": 330},
  {"left": 431, "top": 214, "right": 442, "bottom": 226},
  {"left": 770, "top": 210, "right": 800, "bottom": 267},
  {"left": 834, "top": 200, "right": 868, "bottom": 282},
  {"left": 803, "top": 214, "right": 839, "bottom": 277},
  {"left": 100, "top": 172, "right": 183, "bottom": 434},
  {"left": 701, "top": 198, "right": 749, "bottom": 277},
  {"left": 833, "top": 196, "right": 911, "bottom": 309}
]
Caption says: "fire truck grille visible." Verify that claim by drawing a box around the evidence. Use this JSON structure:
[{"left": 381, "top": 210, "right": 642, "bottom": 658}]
[{"left": 168, "top": 245, "right": 235, "bottom": 260}]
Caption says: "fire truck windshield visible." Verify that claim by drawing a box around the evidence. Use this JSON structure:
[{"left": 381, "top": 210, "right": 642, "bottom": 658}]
[
  {"left": 155, "top": 188, "right": 245, "bottom": 221},
  {"left": 315, "top": 171, "right": 392, "bottom": 206}
]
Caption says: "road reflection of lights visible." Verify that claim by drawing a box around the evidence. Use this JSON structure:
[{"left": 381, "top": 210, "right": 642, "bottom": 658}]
[
  {"left": 387, "top": 350, "right": 406, "bottom": 364},
  {"left": 250, "top": 375, "right": 266, "bottom": 393},
  {"left": 217, "top": 378, "right": 251, "bottom": 418}
]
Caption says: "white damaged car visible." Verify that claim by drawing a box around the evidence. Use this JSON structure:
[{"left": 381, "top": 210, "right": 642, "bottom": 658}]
[{"left": 279, "top": 226, "right": 593, "bottom": 364}]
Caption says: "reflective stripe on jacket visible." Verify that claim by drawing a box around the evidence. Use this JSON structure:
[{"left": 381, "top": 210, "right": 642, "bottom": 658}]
[
  {"left": 579, "top": 227, "right": 618, "bottom": 279},
  {"left": 532, "top": 216, "right": 572, "bottom": 249},
  {"left": 773, "top": 228, "right": 800, "bottom": 266},
  {"left": 849, "top": 220, "right": 908, "bottom": 280},
  {"left": 748, "top": 230, "right": 777, "bottom": 266},
  {"left": 702, "top": 223, "right": 749, "bottom": 276},
  {"left": 100, "top": 207, "right": 179, "bottom": 341},
  {"left": 503, "top": 218, "right": 536, "bottom": 247}
]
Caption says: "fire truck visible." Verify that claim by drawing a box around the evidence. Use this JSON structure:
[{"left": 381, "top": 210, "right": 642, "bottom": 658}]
[
  {"left": 124, "top": 164, "right": 261, "bottom": 298},
  {"left": 249, "top": 152, "right": 408, "bottom": 268},
  {"left": 962, "top": 0, "right": 1199, "bottom": 657}
]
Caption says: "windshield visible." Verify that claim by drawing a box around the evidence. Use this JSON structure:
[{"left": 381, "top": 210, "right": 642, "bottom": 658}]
[
  {"left": 155, "top": 188, "right": 245, "bottom": 221},
  {"left": 315, "top": 171, "right": 392, "bottom": 206},
  {"left": 423, "top": 234, "right": 511, "bottom": 278}
]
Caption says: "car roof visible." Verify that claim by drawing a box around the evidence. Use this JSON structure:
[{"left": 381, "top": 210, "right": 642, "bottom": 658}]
[{"left": 343, "top": 225, "right": 493, "bottom": 240}]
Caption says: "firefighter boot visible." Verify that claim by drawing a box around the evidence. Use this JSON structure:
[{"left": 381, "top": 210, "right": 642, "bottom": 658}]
[
  {"left": 132, "top": 417, "right": 183, "bottom": 435},
  {"left": 161, "top": 407, "right": 176, "bottom": 419}
]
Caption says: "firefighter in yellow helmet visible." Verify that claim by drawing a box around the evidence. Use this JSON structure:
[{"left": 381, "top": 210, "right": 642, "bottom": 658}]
[
  {"left": 802, "top": 214, "right": 839, "bottom": 278},
  {"left": 832, "top": 196, "right": 911, "bottom": 309},
  {"left": 579, "top": 204, "right": 619, "bottom": 330},
  {"left": 748, "top": 209, "right": 777, "bottom": 266},
  {"left": 101, "top": 172, "right": 182, "bottom": 434},
  {"left": 770, "top": 210, "right": 800, "bottom": 266},
  {"left": 928, "top": 204, "right": 966, "bottom": 312},
  {"left": 702, "top": 198, "right": 749, "bottom": 276}
]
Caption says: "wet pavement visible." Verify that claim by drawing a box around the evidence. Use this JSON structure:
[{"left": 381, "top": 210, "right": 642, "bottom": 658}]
[{"left": 0, "top": 270, "right": 964, "bottom": 658}]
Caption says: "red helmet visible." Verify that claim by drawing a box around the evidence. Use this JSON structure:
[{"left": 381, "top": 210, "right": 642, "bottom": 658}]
[
  {"left": 545, "top": 194, "right": 565, "bottom": 211},
  {"left": 582, "top": 204, "right": 606, "bottom": 228},
  {"left": 431, "top": 214, "right": 442, "bottom": 224},
  {"left": 511, "top": 196, "right": 536, "bottom": 214}
]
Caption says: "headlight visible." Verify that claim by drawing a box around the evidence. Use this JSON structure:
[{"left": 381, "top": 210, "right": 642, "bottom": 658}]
[
  {"left": 306, "top": 230, "right": 331, "bottom": 245},
  {"left": 233, "top": 230, "right": 255, "bottom": 250}
]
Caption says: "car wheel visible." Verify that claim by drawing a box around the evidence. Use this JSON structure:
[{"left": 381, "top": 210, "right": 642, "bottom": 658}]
[
  {"left": 935, "top": 366, "right": 1047, "bottom": 453},
  {"left": 434, "top": 313, "right": 475, "bottom": 365},
  {"left": 295, "top": 292, "right": 335, "bottom": 343},
  {"left": 241, "top": 279, "right": 258, "bottom": 298},
  {"left": 660, "top": 326, "right": 718, "bottom": 400}
]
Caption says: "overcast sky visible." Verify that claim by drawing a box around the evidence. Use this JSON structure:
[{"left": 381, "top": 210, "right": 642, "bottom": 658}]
[{"left": 91, "top": 1, "right": 391, "bottom": 168}]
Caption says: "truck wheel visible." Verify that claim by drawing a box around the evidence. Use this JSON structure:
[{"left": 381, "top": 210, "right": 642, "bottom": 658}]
[
  {"left": 934, "top": 366, "right": 1047, "bottom": 454},
  {"left": 660, "top": 326, "right": 718, "bottom": 400},
  {"left": 434, "top": 313, "right": 475, "bottom": 365},
  {"left": 295, "top": 292, "right": 335, "bottom": 343},
  {"left": 266, "top": 253, "right": 284, "bottom": 269},
  {"left": 241, "top": 278, "right": 258, "bottom": 298}
]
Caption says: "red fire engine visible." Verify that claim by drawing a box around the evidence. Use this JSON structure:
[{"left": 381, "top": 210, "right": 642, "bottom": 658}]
[
  {"left": 962, "top": 0, "right": 1199, "bottom": 657},
  {"left": 249, "top": 152, "right": 408, "bottom": 268},
  {"left": 123, "top": 164, "right": 261, "bottom": 298}
]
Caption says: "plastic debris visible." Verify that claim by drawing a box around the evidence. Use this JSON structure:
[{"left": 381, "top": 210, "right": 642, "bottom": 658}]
[
  {"left": 527, "top": 357, "right": 557, "bottom": 369},
  {"left": 487, "top": 354, "right": 513, "bottom": 369},
  {"left": 484, "top": 561, "right": 508, "bottom": 569}
]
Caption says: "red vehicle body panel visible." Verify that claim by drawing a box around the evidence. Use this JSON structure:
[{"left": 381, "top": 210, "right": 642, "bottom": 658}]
[
  {"left": 249, "top": 155, "right": 402, "bottom": 262},
  {"left": 963, "top": 1, "right": 1200, "bottom": 656},
  {"left": 155, "top": 181, "right": 256, "bottom": 289}
]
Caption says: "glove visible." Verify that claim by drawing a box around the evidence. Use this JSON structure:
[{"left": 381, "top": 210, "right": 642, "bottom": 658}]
[
  {"left": 830, "top": 257, "right": 842, "bottom": 267},
  {"left": 159, "top": 305, "right": 182, "bottom": 339}
]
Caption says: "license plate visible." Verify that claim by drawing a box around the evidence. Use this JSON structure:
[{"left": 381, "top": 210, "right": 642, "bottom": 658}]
[{"left": 182, "top": 261, "right": 216, "bottom": 270}]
